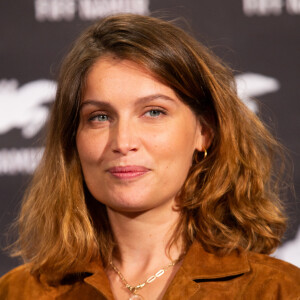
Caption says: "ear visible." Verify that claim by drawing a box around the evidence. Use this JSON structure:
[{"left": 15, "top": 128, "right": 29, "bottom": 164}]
[{"left": 195, "top": 120, "right": 214, "bottom": 153}]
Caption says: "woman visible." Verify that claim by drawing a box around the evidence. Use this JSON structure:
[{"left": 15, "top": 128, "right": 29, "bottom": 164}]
[{"left": 0, "top": 14, "right": 299, "bottom": 300}]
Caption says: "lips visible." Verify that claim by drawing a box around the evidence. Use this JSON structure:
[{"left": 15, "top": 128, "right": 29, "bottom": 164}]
[{"left": 107, "top": 165, "right": 150, "bottom": 179}]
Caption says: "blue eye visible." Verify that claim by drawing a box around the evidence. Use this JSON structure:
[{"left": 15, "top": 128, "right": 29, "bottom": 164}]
[
  {"left": 97, "top": 115, "right": 108, "bottom": 121},
  {"left": 89, "top": 114, "right": 109, "bottom": 122},
  {"left": 146, "top": 110, "right": 164, "bottom": 117}
]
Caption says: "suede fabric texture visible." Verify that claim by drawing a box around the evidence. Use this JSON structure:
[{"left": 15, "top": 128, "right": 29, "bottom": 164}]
[{"left": 1, "top": 241, "right": 299, "bottom": 299}]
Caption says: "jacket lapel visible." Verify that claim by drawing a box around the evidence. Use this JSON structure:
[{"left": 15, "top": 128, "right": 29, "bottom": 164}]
[
  {"left": 163, "top": 241, "right": 250, "bottom": 299},
  {"left": 83, "top": 260, "right": 115, "bottom": 300}
]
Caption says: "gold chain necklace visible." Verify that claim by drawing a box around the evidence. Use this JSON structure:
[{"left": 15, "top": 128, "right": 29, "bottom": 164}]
[{"left": 110, "top": 259, "right": 178, "bottom": 300}]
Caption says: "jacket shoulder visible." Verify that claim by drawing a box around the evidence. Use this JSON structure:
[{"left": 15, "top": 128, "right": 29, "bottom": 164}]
[
  {"left": 0, "top": 264, "right": 56, "bottom": 300},
  {"left": 0, "top": 264, "right": 32, "bottom": 287},
  {"left": 0, "top": 265, "right": 37, "bottom": 299},
  {"left": 0, "top": 264, "right": 28, "bottom": 278},
  {"left": 248, "top": 251, "right": 300, "bottom": 276},
  {"left": 0, "top": 265, "right": 107, "bottom": 300},
  {"left": 246, "top": 252, "right": 300, "bottom": 297}
]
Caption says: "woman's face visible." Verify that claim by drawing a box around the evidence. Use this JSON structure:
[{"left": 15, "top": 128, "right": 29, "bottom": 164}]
[{"left": 76, "top": 57, "right": 210, "bottom": 213}]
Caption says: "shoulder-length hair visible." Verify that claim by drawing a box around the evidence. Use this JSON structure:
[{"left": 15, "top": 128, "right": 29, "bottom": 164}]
[{"left": 12, "top": 14, "right": 286, "bottom": 280}]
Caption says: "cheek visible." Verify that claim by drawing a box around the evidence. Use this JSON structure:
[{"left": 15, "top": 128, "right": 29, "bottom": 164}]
[
  {"left": 76, "top": 131, "right": 106, "bottom": 166},
  {"left": 158, "top": 124, "right": 197, "bottom": 156},
  {"left": 147, "top": 124, "right": 197, "bottom": 175}
]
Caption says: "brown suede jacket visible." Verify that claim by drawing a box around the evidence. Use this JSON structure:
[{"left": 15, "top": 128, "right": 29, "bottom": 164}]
[{"left": 0, "top": 241, "right": 299, "bottom": 299}]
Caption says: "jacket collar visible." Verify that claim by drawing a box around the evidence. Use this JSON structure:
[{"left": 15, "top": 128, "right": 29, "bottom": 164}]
[
  {"left": 83, "top": 260, "right": 115, "bottom": 300},
  {"left": 162, "top": 241, "right": 250, "bottom": 299},
  {"left": 182, "top": 241, "right": 250, "bottom": 279},
  {"left": 55, "top": 241, "right": 250, "bottom": 299}
]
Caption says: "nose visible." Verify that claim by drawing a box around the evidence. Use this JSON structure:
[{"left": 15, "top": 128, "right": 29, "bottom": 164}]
[{"left": 110, "top": 118, "right": 139, "bottom": 155}]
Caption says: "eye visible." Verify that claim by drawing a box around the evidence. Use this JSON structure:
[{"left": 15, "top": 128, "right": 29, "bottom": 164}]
[
  {"left": 89, "top": 114, "right": 109, "bottom": 122},
  {"left": 144, "top": 109, "right": 166, "bottom": 118}
]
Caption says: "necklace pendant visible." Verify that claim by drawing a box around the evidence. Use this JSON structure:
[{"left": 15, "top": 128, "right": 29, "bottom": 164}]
[{"left": 129, "top": 294, "right": 144, "bottom": 300}]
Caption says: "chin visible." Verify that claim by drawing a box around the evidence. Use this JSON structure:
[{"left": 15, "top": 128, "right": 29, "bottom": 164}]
[
  {"left": 106, "top": 201, "right": 153, "bottom": 214},
  {"left": 98, "top": 192, "right": 156, "bottom": 212}
]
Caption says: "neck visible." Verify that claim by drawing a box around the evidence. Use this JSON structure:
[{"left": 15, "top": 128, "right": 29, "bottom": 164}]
[{"left": 106, "top": 202, "right": 183, "bottom": 270}]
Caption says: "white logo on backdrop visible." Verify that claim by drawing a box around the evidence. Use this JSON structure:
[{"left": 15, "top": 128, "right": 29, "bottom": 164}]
[
  {"left": 243, "top": 0, "right": 300, "bottom": 16},
  {"left": 0, "top": 148, "right": 44, "bottom": 175},
  {"left": 235, "top": 73, "right": 280, "bottom": 113},
  {"left": 286, "top": 0, "right": 300, "bottom": 13},
  {"left": 34, "top": 0, "right": 150, "bottom": 21},
  {"left": 273, "top": 226, "right": 300, "bottom": 267},
  {"left": 0, "top": 79, "right": 56, "bottom": 138}
]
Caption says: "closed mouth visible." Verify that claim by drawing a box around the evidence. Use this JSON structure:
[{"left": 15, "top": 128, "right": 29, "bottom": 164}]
[{"left": 107, "top": 165, "right": 150, "bottom": 179}]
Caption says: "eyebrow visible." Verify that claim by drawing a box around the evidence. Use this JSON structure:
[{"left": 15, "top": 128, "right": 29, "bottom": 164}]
[{"left": 80, "top": 93, "right": 176, "bottom": 110}]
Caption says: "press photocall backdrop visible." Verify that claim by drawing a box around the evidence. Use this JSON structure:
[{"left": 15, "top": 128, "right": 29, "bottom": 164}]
[{"left": 0, "top": 0, "right": 299, "bottom": 275}]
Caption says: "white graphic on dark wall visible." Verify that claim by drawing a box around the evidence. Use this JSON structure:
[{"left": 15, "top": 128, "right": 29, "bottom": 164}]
[
  {"left": 243, "top": 0, "right": 300, "bottom": 15},
  {"left": 273, "top": 226, "right": 300, "bottom": 267},
  {"left": 35, "top": 0, "right": 76, "bottom": 21},
  {"left": 286, "top": 0, "right": 300, "bottom": 14},
  {"left": 0, "top": 148, "right": 44, "bottom": 175},
  {"left": 243, "top": 0, "right": 283, "bottom": 16},
  {"left": 34, "top": 0, "right": 150, "bottom": 21},
  {"left": 235, "top": 73, "right": 280, "bottom": 113},
  {"left": 0, "top": 79, "right": 57, "bottom": 138},
  {"left": 78, "top": 0, "right": 150, "bottom": 20}
]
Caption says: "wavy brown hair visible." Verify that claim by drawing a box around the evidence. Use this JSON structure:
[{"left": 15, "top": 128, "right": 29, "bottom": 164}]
[{"left": 11, "top": 14, "right": 286, "bottom": 280}]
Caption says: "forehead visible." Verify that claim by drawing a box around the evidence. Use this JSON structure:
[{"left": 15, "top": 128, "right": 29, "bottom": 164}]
[
  {"left": 87, "top": 56, "right": 157, "bottom": 83},
  {"left": 83, "top": 56, "right": 179, "bottom": 102}
]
